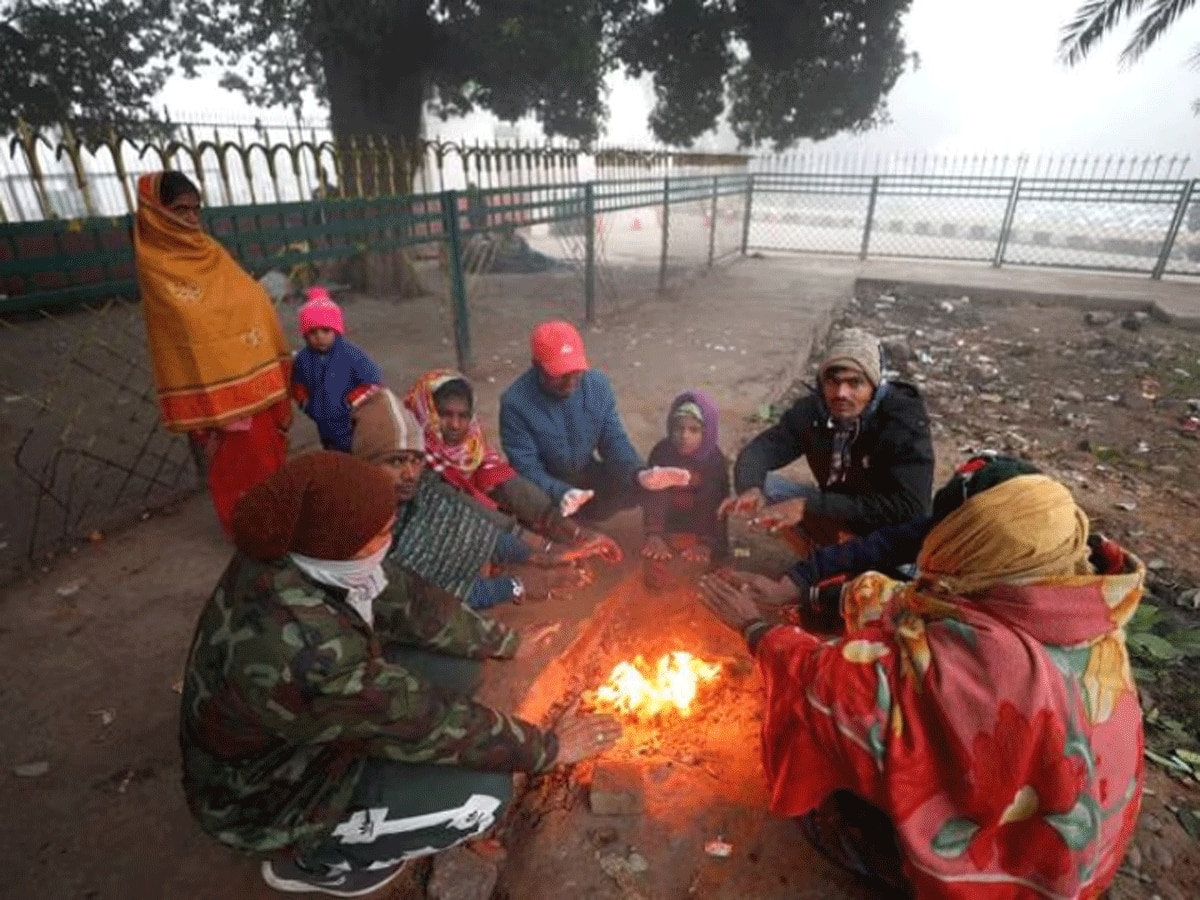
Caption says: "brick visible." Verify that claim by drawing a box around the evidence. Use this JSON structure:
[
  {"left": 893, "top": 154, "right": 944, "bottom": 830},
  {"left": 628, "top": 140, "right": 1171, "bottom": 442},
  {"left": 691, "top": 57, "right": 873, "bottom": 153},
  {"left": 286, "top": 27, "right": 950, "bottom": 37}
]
[
  {"left": 428, "top": 845, "right": 499, "bottom": 900},
  {"left": 589, "top": 761, "right": 644, "bottom": 816}
]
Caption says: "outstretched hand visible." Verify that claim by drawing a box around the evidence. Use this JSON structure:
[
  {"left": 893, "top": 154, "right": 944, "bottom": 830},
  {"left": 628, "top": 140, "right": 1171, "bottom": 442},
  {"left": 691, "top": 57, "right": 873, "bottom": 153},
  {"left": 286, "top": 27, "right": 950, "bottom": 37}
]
[
  {"left": 560, "top": 489, "right": 594, "bottom": 518},
  {"left": 717, "top": 487, "right": 767, "bottom": 519},
  {"left": 750, "top": 498, "right": 806, "bottom": 532},
  {"left": 698, "top": 571, "right": 765, "bottom": 635},
  {"left": 724, "top": 571, "right": 801, "bottom": 605},
  {"left": 561, "top": 527, "right": 623, "bottom": 564},
  {"left": 554, "top": 714, "right": 622, "bottom": 765},
  {"left": 638, "top": 466, "right": 692, "bottom": 491}
]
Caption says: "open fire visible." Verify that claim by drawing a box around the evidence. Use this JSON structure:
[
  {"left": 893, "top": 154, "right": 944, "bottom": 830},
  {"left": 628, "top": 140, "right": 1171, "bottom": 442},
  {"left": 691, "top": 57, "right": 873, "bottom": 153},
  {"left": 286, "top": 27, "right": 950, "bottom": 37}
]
[{"left": 592, "top": 651, "right": 722, "bottom": 719}]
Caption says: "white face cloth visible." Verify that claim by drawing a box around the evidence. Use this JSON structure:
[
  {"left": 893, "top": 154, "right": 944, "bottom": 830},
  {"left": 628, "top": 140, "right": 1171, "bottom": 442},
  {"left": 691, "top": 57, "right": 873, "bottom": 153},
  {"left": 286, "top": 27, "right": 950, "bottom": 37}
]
[{"left": 289, "top": 545, "right": 390, "bottom": 629}]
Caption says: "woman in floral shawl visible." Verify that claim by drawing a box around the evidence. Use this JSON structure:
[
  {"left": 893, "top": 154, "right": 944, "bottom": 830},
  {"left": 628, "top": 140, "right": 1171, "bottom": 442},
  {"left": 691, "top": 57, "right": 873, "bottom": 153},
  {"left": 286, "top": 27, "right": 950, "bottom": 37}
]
[{"left": 700, "top": 460, "right": 1144, "bottom": 899}]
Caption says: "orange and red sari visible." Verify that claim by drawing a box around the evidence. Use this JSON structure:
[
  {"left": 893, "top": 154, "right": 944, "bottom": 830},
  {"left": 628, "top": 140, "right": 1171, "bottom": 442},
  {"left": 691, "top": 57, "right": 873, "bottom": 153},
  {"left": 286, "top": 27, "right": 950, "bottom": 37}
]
[{"left": 134, "top": 172, "right": 292, "bottom": 532}]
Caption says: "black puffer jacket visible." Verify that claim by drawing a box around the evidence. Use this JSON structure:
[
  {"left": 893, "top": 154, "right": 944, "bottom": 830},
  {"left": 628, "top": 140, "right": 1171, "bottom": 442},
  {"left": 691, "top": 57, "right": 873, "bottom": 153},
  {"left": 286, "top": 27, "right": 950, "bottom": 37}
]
[{"left": 733, "top": 381, "right": 934, "bottom": 535}]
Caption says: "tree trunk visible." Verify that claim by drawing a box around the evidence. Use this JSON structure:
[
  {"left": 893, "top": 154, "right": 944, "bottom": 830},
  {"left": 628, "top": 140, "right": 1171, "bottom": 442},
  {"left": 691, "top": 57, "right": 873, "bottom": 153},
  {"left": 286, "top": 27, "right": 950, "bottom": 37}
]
[{"left": 314, "top": 5, "right": 434, "bottom": 298}]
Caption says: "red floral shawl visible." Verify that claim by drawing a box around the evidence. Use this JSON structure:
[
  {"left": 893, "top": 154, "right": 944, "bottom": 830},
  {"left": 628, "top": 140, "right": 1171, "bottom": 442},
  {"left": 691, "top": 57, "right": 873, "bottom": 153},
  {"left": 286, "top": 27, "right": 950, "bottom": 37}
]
[
  {"left": 403, "top": 369, "right": 516, "bottom": 508},
  {"left": 758, "top": 540, "right": 1144, "bottom": 899}
]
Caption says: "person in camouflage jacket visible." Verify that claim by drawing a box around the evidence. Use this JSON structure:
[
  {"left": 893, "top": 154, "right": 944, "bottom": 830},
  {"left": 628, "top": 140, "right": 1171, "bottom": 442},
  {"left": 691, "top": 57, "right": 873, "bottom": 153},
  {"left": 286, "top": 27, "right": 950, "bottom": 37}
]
[{"left": 179, "top": 452, "right": 620, "bottom": 897}]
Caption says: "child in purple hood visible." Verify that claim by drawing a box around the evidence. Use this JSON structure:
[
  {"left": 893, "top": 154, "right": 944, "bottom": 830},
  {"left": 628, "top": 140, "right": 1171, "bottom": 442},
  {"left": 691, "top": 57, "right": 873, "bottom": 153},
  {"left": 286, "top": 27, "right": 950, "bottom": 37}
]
[{"left": 641, "top": 390, "right": 731, "bottom": 579}]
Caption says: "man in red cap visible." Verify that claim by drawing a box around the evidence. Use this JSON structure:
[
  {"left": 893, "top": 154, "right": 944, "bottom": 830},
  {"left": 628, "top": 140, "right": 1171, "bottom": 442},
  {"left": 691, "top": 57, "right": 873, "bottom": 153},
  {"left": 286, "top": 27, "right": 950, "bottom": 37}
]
[
  {"left": 179, "top": 451, "right": 620, "bottom": 896},
  {"left": 500, "top": 319, "right": 688, "bottom": 526}
]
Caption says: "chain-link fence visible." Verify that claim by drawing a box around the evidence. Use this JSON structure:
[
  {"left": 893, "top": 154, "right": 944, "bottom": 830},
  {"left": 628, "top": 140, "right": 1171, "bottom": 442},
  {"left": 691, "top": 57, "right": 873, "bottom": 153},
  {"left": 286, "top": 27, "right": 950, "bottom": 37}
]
[
  {"left": 0, "top": 298, "right": 198, "bottom": 577},
  {"left": 745, "top": 171, "right": 1199, "bottom": 279},
  {"left": 0, "top": 168, "right": 749, "bottom": 578}
]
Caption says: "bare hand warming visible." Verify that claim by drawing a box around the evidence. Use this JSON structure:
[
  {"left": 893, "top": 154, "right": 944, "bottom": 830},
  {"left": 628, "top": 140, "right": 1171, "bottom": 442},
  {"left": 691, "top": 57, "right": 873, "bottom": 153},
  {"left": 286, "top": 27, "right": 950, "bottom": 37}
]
[
  {"left": 554, "top": 714, "right": 622, "bottom": 765},
  {"left": 717, "top": 487, "right": 766, "bottom": 519}
]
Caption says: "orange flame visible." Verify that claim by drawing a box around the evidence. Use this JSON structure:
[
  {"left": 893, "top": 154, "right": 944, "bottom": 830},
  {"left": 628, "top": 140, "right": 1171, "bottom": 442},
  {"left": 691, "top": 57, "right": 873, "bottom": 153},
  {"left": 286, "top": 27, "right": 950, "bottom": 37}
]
[{"left": 594, "top": 652, "right": 722, "bottom": 718}]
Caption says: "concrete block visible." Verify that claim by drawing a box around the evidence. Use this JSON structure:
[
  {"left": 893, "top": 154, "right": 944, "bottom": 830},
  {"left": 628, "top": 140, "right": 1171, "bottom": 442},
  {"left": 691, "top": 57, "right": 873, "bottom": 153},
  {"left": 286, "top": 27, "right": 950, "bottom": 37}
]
[
  {"left": 589, "top": 761, "right": 644, "bottom": 816},
  {"left": 428, "top": 845, "right": 499, "bottom": 900}
]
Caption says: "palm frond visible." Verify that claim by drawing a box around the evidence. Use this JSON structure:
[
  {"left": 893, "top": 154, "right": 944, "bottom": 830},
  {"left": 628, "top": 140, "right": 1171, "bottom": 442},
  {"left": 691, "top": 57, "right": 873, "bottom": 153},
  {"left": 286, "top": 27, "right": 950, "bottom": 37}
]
[
  {"left": 1193, "top": 94, "right": 1200, "bottom": 115},
  {"left": 1121, "top": 0, "right": 1198, "bottom": 65},
  {"left": 1059, "top": 0, "right": 1147, "bottom": 65},
  {"left": 1189, "top": 42, "right": 1200, "bottom": 68}
]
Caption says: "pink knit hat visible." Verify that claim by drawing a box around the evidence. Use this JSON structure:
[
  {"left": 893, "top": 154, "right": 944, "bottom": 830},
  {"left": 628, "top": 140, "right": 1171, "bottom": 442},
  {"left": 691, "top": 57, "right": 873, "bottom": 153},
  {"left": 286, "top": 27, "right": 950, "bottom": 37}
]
[{"left": 298, "top": 287, "right": 344, "bottom": 336}]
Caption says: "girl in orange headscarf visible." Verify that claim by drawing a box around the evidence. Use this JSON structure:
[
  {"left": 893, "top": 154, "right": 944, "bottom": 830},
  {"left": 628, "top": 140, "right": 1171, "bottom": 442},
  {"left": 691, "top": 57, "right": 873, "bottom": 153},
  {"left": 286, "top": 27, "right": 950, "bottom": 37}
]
[{"left": 133, "top": 171, "right": 293, "bottom": 535}]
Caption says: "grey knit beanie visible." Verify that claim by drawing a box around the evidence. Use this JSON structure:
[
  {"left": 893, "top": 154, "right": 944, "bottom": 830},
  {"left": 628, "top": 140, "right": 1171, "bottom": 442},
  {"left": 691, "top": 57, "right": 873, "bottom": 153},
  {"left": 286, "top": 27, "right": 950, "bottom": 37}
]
[{"left": 819, "top": 328, "right": 882, "bottom": 387}]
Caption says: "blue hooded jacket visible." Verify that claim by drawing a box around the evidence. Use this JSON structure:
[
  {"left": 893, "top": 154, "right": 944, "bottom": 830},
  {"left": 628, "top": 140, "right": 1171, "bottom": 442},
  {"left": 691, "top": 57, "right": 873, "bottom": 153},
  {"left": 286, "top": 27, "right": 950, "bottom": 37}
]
[{"left": 291, "top": 335, "right": 383, "bottom": 452}]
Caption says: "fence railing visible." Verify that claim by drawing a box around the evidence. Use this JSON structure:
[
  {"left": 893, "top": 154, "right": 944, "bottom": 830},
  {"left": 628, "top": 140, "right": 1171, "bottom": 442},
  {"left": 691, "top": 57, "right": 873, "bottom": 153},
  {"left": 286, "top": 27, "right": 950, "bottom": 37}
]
[
  {"left": 0, "top": 168, "right": 744, "bottom": 575},
  {"left": 0, "top": 120, "right": 750, "bottom": 222},
  {"left": 4, "top": 161, "right": 1199, "bottom": 576},
  {"left": 745, "top": 172, "right": 1200, "bottom": 279}
]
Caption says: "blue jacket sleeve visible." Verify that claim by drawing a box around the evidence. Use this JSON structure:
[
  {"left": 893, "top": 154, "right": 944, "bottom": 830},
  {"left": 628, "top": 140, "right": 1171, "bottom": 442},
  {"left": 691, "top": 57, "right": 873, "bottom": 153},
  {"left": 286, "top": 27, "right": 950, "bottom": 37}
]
[
  {"left": 593, "top": 376, "right": 644, "bottom": 487},
  {"left": 500, "top": 395, "right": 574, "bottom": 503},
  {"left": 348, "top": 343, "right": 384, "bottom": 387},
  {"left": 786, "top": 516, "right": 931, "bottom": 587},
  {"left": 466, "top": 575, "right": 518, "bottom": 610}
]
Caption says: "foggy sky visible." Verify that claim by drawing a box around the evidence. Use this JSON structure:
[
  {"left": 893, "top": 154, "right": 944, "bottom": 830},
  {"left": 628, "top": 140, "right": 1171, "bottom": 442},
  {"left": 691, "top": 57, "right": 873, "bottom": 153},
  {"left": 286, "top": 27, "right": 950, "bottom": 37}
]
[{"left": 156, "top": 0, "right": 1200, "bottom": 161}]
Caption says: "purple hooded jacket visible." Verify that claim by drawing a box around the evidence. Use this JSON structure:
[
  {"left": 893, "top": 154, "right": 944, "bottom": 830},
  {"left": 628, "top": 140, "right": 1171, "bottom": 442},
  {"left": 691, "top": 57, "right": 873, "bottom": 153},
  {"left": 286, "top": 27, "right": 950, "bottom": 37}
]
[{"left": 643, "top": 389, "right": 730, "bottom": 557}]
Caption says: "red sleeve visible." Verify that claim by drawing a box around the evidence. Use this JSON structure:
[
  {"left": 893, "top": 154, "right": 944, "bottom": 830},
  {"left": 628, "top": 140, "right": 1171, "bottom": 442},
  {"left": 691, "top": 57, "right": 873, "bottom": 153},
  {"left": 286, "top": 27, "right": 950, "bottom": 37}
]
[
  {"left": 474, "top": 453, "right": 518, "bottom": 495},
  {"left": 757, "top": 625, "right": 888, "bottom": 818},
  {"left": 346, "top": 383, "right": 380, "bottom": 409}
]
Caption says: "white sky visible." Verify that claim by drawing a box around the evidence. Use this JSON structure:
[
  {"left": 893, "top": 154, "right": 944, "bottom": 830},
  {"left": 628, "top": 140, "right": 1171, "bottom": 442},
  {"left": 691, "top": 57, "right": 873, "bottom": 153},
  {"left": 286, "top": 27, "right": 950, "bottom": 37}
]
[{"left": 156, "top": 0, "right": 1200, "bottom": 159}]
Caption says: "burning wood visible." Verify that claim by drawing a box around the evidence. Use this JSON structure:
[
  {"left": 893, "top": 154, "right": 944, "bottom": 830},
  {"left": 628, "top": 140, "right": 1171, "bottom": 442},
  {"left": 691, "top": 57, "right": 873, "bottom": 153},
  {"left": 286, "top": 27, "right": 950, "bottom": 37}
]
[{"left": 590, "top": 652, "right": 722, "bottom": 719}]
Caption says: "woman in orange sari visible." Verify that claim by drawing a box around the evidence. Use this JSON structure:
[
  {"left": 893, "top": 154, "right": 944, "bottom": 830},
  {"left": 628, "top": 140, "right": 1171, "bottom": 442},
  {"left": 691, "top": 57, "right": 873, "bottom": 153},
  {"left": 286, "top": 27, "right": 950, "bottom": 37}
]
[{"left": 134, "top": 171, "right": 293, "bottom": 535}]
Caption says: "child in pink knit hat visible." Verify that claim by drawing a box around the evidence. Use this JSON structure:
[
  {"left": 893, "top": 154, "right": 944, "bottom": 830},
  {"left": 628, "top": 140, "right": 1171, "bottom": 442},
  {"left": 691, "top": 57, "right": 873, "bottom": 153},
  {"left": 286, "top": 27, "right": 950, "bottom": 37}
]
[{"left": 290, "top": 286, "right": 384, "bottom": 453}]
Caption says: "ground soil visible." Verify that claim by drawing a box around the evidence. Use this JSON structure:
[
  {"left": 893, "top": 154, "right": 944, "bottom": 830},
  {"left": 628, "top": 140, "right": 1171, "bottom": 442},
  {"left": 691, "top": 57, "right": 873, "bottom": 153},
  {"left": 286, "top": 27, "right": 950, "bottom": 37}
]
[
  {"left": 839, "top": 287, "right": 1200, "bottom": 900},
  {"left": 0, "top": 255, "right": 848, "bottom": 900},
  {"left": 3, "top": 254, "right": 1199, "bottom": 899}
]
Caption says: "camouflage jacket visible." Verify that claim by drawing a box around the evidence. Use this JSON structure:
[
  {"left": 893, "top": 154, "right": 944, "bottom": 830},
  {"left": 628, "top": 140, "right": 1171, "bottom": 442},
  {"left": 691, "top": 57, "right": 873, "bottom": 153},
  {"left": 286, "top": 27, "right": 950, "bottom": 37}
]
[{"left": 179, "top": 553, "right": 557, "bottom": 855}]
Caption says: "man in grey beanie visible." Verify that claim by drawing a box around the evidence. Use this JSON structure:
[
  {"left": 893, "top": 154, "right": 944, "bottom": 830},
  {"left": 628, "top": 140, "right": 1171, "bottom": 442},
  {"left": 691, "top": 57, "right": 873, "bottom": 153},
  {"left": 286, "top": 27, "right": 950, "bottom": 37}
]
[{"left": 721, "top": 327, "right": 934, "bottom": 555}]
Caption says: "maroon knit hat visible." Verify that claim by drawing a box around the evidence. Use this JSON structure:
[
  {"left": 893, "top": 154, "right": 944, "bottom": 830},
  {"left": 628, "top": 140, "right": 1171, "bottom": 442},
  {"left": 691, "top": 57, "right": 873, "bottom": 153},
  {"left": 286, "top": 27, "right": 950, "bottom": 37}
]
[{"left": 231, "top": 451, "right": 395, "bottom": 561}]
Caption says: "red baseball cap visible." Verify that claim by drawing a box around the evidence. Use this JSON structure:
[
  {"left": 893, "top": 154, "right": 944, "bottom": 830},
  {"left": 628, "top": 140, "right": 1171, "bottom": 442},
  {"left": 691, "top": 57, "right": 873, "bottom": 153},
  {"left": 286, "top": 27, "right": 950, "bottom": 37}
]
[{"left": 531, "top": 320, "right": 589, "bottom": 378}]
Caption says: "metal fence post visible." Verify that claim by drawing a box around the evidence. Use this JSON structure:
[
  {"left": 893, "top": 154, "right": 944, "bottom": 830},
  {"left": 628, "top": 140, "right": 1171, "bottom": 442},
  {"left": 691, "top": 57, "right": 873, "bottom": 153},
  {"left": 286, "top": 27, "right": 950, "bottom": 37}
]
[
  {"left": 441, "top": 189, "right": 471, "bottom": 370},
  {"left": 859, "top": 175, "right": 880, "bottom": 260},
  {"left": 1152, "top": 179, "right": 1195, "bottom": 280},
  {"left": 584, "top": 182, "right": 597, "bottom": 322},
  {"left": 993, "top": 177, "right": 1021, "bottom": 268},
  {"left": 740, "top": 174, "right": 755, "bottom": 254},
  {"left": 658, "top": 176, "right": 670, "bottom": 291},
  {"left": 707, "top": 175, "right": 719, "bottom": 267}
]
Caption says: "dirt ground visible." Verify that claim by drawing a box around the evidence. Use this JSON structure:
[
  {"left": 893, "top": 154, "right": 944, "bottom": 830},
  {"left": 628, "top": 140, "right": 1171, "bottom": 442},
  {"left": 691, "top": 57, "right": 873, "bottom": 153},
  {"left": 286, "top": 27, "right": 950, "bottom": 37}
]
[
  {"left": 3, "top": 254, "right": 1199, "bottom": 899},
  {"left": 0, "top": 254, "right": 849, "bottom": 900},
  {"left": 838, "top": 286, "right": 1200, "bottom": 900}
]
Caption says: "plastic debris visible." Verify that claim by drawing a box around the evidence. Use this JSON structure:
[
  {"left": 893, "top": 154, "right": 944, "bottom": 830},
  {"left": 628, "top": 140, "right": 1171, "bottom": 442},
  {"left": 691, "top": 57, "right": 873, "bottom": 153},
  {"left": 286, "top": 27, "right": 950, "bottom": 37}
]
[
  {"left": 55, "top": 579, "right": 85, "bottom": 598},
  {"left": 704, "top": 837, "right": 734, "bottom": 858},
  {"left": 13, "top": 761, "right": 49, "bottom": 778},
  {"left": 1114, "top": 501, "right": 1138, "bottom": 512}
]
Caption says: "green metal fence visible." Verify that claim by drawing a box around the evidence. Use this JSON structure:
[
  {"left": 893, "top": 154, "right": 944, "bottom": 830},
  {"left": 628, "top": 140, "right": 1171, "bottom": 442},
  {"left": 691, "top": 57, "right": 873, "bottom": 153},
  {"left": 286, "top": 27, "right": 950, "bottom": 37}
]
[
  {"left": 0, "top": 172, "right": 750, "bottom": 576},
  {"left": 0, "top": 174, "right": 757, "bottom": 366}
]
